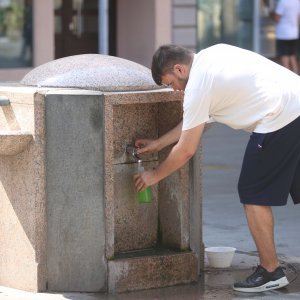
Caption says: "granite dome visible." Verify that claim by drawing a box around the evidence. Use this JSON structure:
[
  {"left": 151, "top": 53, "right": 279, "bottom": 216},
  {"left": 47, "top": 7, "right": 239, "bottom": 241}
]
[{"left": 21, "top": 54, "right": 160, "bottom": 92}]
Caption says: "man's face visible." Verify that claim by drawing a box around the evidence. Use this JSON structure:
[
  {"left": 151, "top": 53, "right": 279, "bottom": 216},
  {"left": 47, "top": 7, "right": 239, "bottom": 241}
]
[{"left": 161, "top": 64, "right": 189, "bottom": 91}]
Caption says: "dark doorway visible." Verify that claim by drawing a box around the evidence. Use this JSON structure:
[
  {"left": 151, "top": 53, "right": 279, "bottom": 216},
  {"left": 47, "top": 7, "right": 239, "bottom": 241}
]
[{"left": 54, "top": 0, "right": 99, "bottom": 59}]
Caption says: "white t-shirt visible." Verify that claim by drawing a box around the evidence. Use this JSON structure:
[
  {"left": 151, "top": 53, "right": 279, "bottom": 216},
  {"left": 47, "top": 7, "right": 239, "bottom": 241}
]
[
  {"left": 182, "top": 44, "right": 300, "bottom": 133},
  {"left": 275, "top": 0, "right": 300, "bottom": 40}
]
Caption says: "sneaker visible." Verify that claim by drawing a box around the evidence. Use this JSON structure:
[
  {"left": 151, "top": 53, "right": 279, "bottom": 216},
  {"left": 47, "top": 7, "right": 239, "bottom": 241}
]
[{"left": 233, "top": 265, "right": 289, "bottom": 293}]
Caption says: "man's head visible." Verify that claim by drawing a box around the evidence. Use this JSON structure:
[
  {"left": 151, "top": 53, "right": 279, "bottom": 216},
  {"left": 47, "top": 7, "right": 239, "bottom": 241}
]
[{"left": 151, "top": 45, "right": 194, "bottom": 91}]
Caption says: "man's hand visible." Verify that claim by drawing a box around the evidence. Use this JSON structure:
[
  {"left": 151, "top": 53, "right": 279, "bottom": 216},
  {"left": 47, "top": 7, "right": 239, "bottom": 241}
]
[
  {"left": 135, "top": 139, "right": 160, "bottom": 155},
  {"left": 134, "top": 170, "right": 158, "bottom": 192},
  {"left": 133, "top": 123, "right": 205, "bottom": 192},
  {"left": 135, "top": 121, "right": 183, "bottom": 156}
]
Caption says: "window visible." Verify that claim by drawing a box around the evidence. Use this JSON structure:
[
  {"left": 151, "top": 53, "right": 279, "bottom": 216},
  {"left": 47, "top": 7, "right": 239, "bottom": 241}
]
[
  {"left": 0, "top": 0, "right": 33, "bottom": 68},
  {"left": 197, "top": 0, "right": 254, "bottom": 51},
  {"left": 197, "top": 0, "right": 276, "bottom": 57}
]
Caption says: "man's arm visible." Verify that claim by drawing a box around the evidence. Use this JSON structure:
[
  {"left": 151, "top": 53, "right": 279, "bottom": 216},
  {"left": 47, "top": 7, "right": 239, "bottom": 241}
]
[
  {"left": 156, "top": 120, "right": 183, "bottom": 150},
  {"left": 135, "top": 121, "right": 182, "bottom": 154},
  {"left": 270, "top": 11, "right": 280, "bottom": 22},
  {"left": 134, "top": 123, "right": 205, "bottom": 192}
]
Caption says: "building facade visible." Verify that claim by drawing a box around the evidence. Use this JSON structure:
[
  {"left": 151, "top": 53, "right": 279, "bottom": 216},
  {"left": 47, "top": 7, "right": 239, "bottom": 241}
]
[{"left": 0, "top": 0, "right": 279, "bottom": 82}]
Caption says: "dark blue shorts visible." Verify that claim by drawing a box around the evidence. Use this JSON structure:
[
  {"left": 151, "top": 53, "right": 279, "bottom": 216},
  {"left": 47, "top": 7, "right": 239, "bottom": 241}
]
[
  {"left": 238, "top": 116, "right": 300, "bottom": 206},
  {"left": 276, "top": 39, "right": 298, "bottom": 56}
]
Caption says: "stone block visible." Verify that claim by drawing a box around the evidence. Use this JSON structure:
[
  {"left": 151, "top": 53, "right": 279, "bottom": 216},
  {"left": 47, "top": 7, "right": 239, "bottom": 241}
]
[
  {"left": 108, "top": 251, "right": 198, "bottom": 293},
  {"left": 0, "top": 54, "right": 203, "bottom": 294}
]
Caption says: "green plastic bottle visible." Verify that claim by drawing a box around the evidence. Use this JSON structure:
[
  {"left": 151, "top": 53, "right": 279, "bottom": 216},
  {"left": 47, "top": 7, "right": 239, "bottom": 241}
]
[{"left": 137, "top": 160, "right": 152, "bottom": 204}]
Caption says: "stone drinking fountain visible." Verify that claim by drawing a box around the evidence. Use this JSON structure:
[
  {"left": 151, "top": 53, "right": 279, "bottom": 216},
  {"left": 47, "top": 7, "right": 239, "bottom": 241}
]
[{"left": 0, "top": 54, "right": 204, "bottom": 293}]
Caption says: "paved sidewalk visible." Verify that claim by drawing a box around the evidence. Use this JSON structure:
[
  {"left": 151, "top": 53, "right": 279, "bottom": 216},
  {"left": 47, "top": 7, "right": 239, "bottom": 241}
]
[{"left": 0, "top": 252, "right": 299, "bottom": 300}]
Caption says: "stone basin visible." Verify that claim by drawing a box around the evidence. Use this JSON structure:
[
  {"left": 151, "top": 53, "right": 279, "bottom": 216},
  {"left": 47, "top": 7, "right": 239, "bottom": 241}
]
[{"left": 0, "top": 131, "right": 33, "bottom": 155}]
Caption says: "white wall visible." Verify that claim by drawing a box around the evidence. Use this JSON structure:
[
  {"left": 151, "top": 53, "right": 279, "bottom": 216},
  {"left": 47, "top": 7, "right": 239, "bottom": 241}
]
[{"left": 117, "top": 0, "right": 172, "bottom": 68}]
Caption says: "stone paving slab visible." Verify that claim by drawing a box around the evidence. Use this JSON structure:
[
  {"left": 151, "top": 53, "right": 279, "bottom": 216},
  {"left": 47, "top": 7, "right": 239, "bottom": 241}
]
[{"left": 0, "top": 252, "right": 299, "bottom": 300}]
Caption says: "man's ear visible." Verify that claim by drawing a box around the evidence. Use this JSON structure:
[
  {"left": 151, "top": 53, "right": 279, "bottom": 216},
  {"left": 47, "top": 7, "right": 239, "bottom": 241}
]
[{"left": 173, "top": 64, "right": 186, "bottom": 77}]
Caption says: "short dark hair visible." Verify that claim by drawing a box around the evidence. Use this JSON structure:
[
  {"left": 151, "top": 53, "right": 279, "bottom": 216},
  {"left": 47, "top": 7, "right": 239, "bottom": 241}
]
[{"left": 151, "top": 45, "right": 193, "bottom": 85}]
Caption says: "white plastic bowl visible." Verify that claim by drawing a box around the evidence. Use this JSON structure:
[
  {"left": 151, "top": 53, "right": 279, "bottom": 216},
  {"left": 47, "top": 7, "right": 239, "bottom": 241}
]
[{"left": 205, "top": 246, "right": 236, "bottom": 268}]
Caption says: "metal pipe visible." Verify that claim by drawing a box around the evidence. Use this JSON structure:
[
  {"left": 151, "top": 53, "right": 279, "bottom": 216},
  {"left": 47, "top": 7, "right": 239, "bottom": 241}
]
[
  {"left": 253, "top": 0, "right": 260, "bottom": 53},
  {"left": 0, "top": 96, "right": 10, "bottom": 106},
  {"left": 99, "top": 0, "right": 109, "bottom": 54}
]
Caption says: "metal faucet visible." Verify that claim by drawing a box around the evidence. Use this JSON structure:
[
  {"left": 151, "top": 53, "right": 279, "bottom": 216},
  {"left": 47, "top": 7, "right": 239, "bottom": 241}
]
[{"left": 126, "top": 145, "right": 141, "bottom": 162}]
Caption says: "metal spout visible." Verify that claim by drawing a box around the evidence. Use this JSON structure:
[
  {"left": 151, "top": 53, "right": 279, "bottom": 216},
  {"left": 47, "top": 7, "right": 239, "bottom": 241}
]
[
  {"left": 126, "top": 145, "right": 141, "bottom": 162},
  {"left": 0, "top": 96, "right": 10, "bottom": 106}
]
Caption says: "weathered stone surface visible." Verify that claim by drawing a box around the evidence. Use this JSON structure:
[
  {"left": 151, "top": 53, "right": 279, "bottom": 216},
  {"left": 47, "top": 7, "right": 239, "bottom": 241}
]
[
  {"left": 20, "top": 54, "right": 160, "bottom": 92},
  {"left": 0, "top": 90, "right": 42, "bottom": 292},
  {"left": 0, "top": 77, "right": 203, "bottom": 294},
  {"left": 108, "top": 251, "right": 198, "bottom": 293},
  {"left": 0, "top": 131, "right": 33, "bottom": 155},
  {"left": 113, "top": 162, "right": 159, "bottom": 253},
  {"left": 45, "top": 93, "right": 107, "bottom": 292}
]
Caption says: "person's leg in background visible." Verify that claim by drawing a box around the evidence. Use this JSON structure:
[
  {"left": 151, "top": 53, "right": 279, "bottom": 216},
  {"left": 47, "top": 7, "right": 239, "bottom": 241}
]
[
  {"left": 279, "top": 55, "right": 290, "bottom": 69},
  {"left": 289, "top": 55, "right": 299, "bottom": 74},
  {"left": 277, "top": 40, "right": 299, "bottom": 74},
  {"left": 287, "top": 39, "right": 299, "bottom": 74}
]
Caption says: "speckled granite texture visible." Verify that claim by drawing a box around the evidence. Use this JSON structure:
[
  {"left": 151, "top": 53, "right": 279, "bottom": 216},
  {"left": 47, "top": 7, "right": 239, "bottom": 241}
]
[
  {"left": 0, "top": 131, "right": 32, "bottom": 155},
  {"left": 0, "top": 87, "right": 46, "bottom": 292},
  {"left": 0, "top": 86, "right": 203, "bottom": 293},
  {"left": 108, "top": 252, "right": 198, "bottom": 293},
  {"left": 102, "top": 90, "right": 203, "bottom": 293},
  {"left": 20, "top": 54, "right": 160, "bottom": 92},
  {"left": 0, "top": 55, "right": 203, "bottom": 293}
]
